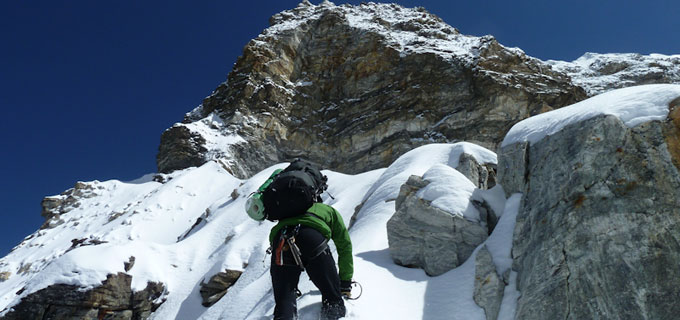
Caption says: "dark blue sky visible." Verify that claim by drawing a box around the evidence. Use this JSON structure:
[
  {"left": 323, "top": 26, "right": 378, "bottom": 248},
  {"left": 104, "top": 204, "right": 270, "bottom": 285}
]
[{"left": 1, "top": 0, "right": 678, "bottom": 256}]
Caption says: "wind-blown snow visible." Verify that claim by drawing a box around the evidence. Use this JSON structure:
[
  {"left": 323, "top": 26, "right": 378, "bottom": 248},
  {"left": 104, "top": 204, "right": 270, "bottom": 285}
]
[
  {"left": 0, "top": 142, "right": 519, "bottom": 319},
  {"left": 502, "top": 84, "right": 680, "bottom": 147},
  {"left": 265, "top": 1, "right": 494, "bottom": 66},
  {"left": 547, "top": 52, "right": 680, "bottom": 96},
  {"left": 173, "top": 112, "right": 247, "bottom": 164}
]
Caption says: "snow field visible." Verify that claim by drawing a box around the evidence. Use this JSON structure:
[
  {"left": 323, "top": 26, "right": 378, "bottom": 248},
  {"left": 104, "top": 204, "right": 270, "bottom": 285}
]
[{"left": 0, "top": 142, "right": 519, "bottom": 319}]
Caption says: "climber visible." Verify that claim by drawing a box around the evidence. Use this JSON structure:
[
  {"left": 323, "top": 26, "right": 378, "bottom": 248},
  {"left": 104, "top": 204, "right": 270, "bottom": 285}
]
[{"left": 246, "top": 159, "right": 354, "bottom": 320}]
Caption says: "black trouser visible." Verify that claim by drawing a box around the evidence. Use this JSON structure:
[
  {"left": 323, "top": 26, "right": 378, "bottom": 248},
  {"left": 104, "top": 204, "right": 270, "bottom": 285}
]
[{"left": 271, "top": 226, "right": 346, "bottom": 320}]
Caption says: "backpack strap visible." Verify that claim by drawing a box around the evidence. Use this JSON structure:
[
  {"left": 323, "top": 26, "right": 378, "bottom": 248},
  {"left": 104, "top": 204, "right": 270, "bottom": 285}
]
[
  {"left": 306, "top": 238, "right": 329, "bottom": 261},
  {"left": 303, "top": 212, "right": 330, "bottom": 260}
]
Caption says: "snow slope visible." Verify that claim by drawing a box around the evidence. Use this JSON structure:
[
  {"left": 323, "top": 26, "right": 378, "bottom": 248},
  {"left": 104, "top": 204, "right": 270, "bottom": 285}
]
[
  {"left": 0, "top": 142, "right": 518, "bottom": 319},
  {"left": 548, "top": 53, "right": 680, "bottom": 96}
]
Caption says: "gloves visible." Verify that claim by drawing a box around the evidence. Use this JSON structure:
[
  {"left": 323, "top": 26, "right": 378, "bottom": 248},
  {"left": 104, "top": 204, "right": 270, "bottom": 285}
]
[{"left": 340, "top": 280, "right": 352, "bottom": 299}]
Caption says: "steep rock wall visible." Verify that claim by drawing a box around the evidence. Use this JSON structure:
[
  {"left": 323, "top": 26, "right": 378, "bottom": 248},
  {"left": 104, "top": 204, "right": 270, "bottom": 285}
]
[{"left": 499, "top": 113, "right": 680, "bottom": 319}]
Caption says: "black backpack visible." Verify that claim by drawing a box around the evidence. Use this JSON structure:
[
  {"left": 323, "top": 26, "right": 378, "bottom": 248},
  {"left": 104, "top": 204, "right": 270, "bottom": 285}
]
[{"left": 262, "top": 159, "right": 328, "bottom": 221}]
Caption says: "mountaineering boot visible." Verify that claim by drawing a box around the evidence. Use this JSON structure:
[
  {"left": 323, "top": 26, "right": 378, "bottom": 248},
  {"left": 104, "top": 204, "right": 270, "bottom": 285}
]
[{"left": 320, "top": 299, "right": 346, "bottom": 320}]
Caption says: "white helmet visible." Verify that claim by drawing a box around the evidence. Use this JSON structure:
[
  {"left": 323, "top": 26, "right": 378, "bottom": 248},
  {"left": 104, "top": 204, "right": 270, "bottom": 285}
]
[{"left": 246, "top": 193, "right": 266, "bottom": 221}]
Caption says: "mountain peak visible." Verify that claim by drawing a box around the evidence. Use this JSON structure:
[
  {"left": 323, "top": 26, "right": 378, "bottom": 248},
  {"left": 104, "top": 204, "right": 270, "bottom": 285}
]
[
  {"left": 158, "top": 2, "right": 585, "bottom": 178},
  {"left": 266, "top": 2, "right": 478, "bottom": 64}
]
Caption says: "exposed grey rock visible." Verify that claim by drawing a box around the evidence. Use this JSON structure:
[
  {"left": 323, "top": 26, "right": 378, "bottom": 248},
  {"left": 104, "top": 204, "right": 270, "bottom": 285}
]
[
  {"left": 471, "top": 198, "right": 498, "bottom": 236},
  {"left": 124, "top": 256, "right": 136, "bottom": 272},
  {"left": 199, "top": 269, "right": 243, "bottom": 307},
  {"left": 17, "top": 263, "right": 31, "bottom": 275},
  {"left": 473, "top": 245, "right": 504, "bottom": 320},
  {"left": 156, "top": 2, "right": 585, "bottom": 177},
  {"left": 40, "top": 196, "right": 66, "bottom": 220},
  {"left": 496, "top": 141, "right": 529, "bottom": 198},
  {"left": 69, "top": 237, "right": 108, "bottom": 251},
  {"left": 177, "top": 208, "right": 212, "bottom": 242},
  {"left": 152, "top": 174, "right": 171, "bottom": 183},
  {"left": 664, "top": 97, "right": 680, "bottom": 169},
  {"left": 157, "top": 125, "right": 208, "bottom": 174},
  {"left": 386, "top": 175, "right": 488, "bottom": 276},
  {"left": 2, "top": 273, "right": 165, "bottom": 320},
  {"left": 457, "top": 152, "right": 497, "bottom": 189},
  {"left": 40, "top": 181, "right": 101, "bottom": 224},
  {"left": 499, "top": 113, "right": 680, "bottom": 319}
]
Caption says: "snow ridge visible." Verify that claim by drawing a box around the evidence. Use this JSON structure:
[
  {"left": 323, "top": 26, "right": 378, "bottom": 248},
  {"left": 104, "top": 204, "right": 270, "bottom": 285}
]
[
  {"left": 548, "top": 52, "right": 680, "bottom": 95},
  {"left": 266, "top": 1, "right": 488, "bottom": 65}
]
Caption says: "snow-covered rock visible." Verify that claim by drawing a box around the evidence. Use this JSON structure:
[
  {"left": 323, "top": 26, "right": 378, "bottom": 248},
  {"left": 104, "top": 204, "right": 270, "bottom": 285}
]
[
  {"left": 456, "top": 152, "right": 497, "bottom": 189},
  {"left": 385, "top": 143, "right": 505, "bottom": 277},
  {"left": 499, "top": 84, "right": 680, "bottom": 319},
  {"left": 387, "top": 172, "right": 488, "bottom": 276}
]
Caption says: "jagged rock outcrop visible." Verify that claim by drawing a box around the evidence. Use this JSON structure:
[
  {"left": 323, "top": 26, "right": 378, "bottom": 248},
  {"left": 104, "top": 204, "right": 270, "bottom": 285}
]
[
  {"left": 156, "top": 125, "right": 208, "bottom": 175},
  {"left": 199, "top": 270, "right": 242, "bottom": 307},
  {"left": 499, "top": 106, "right": 680, "bottom": 317},
  {"left": 473, "top": 245, "right": 504, "bottom": 320},
  {"left": 2, "top": 273, "right": 165, "bottom": 320},
  {"left": 40, "top": 181, "right": 104, "bottom": 229},
  {"left": 157, "top": 1, "right": 586, "bottom": 177},
  {"left": 386, "top": 159, "right": 498, "bottom": 276}
]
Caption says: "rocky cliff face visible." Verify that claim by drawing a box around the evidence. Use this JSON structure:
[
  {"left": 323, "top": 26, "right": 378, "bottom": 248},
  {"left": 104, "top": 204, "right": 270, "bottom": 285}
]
[
  {"left": 498, "top": 87, "right": 680, "bottom": 319},
  {"left": 156, "top": 3, "right": 680, "bottom": 179},
  {"left": 157, "top": 1, "right": 586, "bottom": 178}
]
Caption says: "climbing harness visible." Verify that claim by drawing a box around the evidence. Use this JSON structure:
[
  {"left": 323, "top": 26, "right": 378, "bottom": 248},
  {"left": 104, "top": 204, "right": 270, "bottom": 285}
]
[
  {"left": 286, "top": 230, "right": 304, "bottom": 269},
  {"left": 273, "top": 225, "right": 304, "bottom": 269}
]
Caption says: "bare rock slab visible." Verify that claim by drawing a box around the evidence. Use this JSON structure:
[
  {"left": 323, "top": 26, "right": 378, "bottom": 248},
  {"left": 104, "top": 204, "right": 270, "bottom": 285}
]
[{"left": 499, "top": 113, "right": 680, "bottom": 319}]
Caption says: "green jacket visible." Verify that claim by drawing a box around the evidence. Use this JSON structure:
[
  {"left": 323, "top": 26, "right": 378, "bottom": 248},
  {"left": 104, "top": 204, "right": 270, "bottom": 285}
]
[{"left": 269, "top": 203, "right": 353, "bottom": 281}]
